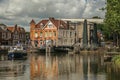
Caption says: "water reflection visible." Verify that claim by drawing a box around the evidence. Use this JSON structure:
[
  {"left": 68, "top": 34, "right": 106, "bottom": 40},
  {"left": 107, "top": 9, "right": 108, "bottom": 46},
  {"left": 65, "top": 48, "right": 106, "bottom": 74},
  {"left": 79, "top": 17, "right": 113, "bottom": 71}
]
[
  {"left": 0, "top": 53, "right": 120, "bottom": 80},
  {"left": 0, "top": 54, "right": 8, "bottom": 61},
  {"left": 0, "top": 57, "right": 30, "bottom": 80},
  {"left": 30, "top": 55, "right": 58, "bottom": 80},
  {"left": 105, "top": 63, "right": 120, "bottom": 80},
  {"left": 30, "top": 53, "right": 120, "bottom": 80}
]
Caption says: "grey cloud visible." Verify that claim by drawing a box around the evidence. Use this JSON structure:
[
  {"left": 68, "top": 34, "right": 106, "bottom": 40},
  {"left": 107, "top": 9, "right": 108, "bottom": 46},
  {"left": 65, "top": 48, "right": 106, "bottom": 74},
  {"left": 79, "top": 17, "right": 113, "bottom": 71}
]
[{"left": 0, "top": 0, "right": 105, "bottom": 31}]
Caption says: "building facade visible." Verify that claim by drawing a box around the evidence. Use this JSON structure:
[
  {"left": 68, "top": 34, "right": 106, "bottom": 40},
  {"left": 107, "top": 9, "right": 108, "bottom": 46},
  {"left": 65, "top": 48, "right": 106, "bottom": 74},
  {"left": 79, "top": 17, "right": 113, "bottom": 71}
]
[
  {"left": 30, "top": 18, "right": 58, "bottom": 47},
  {"left": 0, "top": 24, "right": 12, "bottom": 45},
  {"left": 62, "top": 19, "right": 102, "bottom": 47},
  {"left": 30, "top": 18, "right": 77, "bottom": 47},
  {"left": 57, "top": 21, "right": 76, "bottom": 46},
  {"left": 7, "top": 25, "right": 26, "bottom": 45}
]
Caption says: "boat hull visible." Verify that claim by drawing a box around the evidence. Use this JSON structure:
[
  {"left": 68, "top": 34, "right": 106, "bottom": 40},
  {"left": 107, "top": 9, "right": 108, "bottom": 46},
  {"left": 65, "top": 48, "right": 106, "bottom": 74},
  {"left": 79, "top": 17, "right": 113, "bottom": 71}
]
[{"left": 8, "top": 52, "right": 27, "bottom": 60}]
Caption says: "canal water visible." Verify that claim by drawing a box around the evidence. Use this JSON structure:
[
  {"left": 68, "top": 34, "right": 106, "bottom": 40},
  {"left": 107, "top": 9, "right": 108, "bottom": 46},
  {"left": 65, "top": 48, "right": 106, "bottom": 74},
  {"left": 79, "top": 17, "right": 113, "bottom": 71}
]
[{"left": 0, "top": 53, "right": 120, "bottom": 80}]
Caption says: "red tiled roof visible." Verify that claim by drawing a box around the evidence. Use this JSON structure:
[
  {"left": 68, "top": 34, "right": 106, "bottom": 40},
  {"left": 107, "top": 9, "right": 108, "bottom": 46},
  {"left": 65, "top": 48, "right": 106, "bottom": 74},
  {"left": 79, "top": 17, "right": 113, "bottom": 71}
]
[
  {"left": 7, "top": 27, "right": 15, "bottom": 32},
  {"left": 36, "top": 20, "right": 48, "bottom": 28},
  {"left": 36, "top": 18, "right": 68, "bottom": 29},
  {"left": 7, "top": 26, "right": 25, "bottom": 33}
]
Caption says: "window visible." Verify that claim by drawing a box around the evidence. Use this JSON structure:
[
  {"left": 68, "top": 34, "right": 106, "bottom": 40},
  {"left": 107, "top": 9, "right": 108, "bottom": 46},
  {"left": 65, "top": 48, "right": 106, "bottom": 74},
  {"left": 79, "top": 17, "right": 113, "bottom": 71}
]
[
  {"left": 40, "top": 40, "right": 42, "bottom": 45},
  {"left": 2, "top": 33, "right": 5, "bottom": 39},
  {"left": 35, "top": 32, "right": 38, "bottom": 38},
  {"left": 40, "top": 32, "right": 42, "bottom": 37},
  {"left": 49, "top": 32, "right": 52, "bottom": 37},
  {"left": 7, "top": 33, "right": 11, "bottom": 38},
  {"left": 45, "top": 32, "right": 47, "bottom": 37},
  {"left": 54, "top": 31, "right": 56, "bottom": 36}
]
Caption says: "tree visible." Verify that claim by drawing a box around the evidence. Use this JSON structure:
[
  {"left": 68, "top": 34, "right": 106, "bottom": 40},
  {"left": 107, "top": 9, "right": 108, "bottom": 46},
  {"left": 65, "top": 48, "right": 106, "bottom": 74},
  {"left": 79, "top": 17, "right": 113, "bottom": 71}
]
[{"left": 104, "top": 0, "right": 120, "bottom": 47}]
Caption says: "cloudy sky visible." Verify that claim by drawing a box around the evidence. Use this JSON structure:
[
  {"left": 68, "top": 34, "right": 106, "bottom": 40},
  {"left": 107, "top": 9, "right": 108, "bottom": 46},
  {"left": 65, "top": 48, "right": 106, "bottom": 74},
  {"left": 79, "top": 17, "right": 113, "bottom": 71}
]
[{"left": 0, "top": 0, "right": 106, "bottom": 31}]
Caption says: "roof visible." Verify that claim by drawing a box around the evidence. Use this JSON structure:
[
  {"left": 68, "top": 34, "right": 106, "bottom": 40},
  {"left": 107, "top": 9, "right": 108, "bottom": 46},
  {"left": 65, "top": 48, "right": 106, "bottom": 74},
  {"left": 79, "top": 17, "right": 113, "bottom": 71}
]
[
  {"left": 30, "top": 19, "right": 35, "bottom": 24},
  {"left": 7, "top": 26, "right": 25, "bottom": 33},
  {"left": 36, "top": 18, "right": 68, "bottom": 29},
  {"left": 62, "top": 18, "right": 104, "bottom": 23},
  {"left": 0, "top": 24, "right": 7, "bottom": 27},
  {"left": 0, "top": 24, "right": 10, "bottom": 32},
  {"left": 7, "top": 27, "right": 14, "bottom": 32},
  {"left": 0, "top": 27, "right": 3, "bottom": 32}
]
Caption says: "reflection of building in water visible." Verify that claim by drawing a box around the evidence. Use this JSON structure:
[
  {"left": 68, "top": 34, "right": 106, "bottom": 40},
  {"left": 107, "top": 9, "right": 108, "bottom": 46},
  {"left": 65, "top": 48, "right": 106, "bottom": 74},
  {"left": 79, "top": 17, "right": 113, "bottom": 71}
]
[
  {"left": 30, "top": 55, "right": 58, "bottom": 79},
  {"left": 0, "top": 61, "right": 26, "bottom": 77},
  {"left": 105, "top": 63, "right": 120, "bottom": 80},
  {"left": 30, "top": 54, "right": 104, "bottom": 80}
]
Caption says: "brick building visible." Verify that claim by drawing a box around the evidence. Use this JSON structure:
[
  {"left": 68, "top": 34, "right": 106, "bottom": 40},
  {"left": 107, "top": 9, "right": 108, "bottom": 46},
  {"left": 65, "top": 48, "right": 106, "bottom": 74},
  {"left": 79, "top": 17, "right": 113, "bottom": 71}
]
[{"left": 30, "top": 18, "right": 77, "bottom": 47}]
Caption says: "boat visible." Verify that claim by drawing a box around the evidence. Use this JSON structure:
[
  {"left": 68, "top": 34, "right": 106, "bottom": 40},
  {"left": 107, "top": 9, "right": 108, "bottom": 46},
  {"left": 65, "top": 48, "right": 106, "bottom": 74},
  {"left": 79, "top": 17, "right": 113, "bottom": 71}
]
[
  {"left": 37, "top": 46, "right": 46, "bottom": 53},
  {"left": 0, "top": 49, "right": 8, "bottom": 54},
  {"left": 0, "top": 61, "right": 26, "bottom": 77},
  {"left": 8, "top": 46, "right": 27, "bottom": 60},
  {"left": 0, "top": 46, "right": 9, "bottom": 54},
  {"left": 36, "top": 46, "right": 70, "bottom": 55}
]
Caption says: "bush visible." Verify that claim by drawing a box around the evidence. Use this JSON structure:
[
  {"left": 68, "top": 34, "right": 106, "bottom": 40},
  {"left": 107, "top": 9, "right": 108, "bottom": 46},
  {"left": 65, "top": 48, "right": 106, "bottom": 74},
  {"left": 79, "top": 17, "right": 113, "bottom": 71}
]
[{"left": 112, "top": 55, "right": 120, "bottom": 67}]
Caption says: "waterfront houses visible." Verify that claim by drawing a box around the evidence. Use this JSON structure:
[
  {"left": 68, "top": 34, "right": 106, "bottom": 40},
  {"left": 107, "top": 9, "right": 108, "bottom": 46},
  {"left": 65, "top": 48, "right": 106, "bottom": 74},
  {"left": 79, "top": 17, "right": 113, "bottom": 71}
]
[
  {"left": 7, "top": 24, "right": 26, "bottom": 45},
  {"left": 57, "top": 21, "right": 76, "bottom": 46},
  {"left": 0, "top": 24, "right": 26, "bottom": 46},
  {"left": 30, "top": 17, "right": 77, "bottom": 47},
  {"left": 0, "top": 24, "right": 12, "bottom": 45},
  {"left": 30, "top": 18, "right": 58, "bottom": 47}
]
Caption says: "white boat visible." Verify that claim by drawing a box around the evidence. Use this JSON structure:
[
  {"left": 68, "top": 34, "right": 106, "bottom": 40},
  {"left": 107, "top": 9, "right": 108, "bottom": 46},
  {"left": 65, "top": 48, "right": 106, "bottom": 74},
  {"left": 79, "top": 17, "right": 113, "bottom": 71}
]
[
  {"left": 8, "top": 46, "right": 26, "bottom": 53},
  {"left": 8, "top": 45, "right": 27, "bottom": 60}
]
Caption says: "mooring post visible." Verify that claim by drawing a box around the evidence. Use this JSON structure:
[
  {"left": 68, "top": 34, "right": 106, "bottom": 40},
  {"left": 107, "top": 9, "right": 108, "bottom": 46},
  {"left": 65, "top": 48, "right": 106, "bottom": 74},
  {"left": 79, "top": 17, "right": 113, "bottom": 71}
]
[{"left": 46, "top": 45, "right": 51, "bottom": 56}]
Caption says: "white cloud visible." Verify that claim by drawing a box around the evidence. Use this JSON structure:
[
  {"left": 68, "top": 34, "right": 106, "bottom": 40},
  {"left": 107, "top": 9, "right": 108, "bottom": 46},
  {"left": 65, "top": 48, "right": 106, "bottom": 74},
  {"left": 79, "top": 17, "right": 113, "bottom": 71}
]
[{"left": 0, "top": 0, "right": 106, "bottom": 31}]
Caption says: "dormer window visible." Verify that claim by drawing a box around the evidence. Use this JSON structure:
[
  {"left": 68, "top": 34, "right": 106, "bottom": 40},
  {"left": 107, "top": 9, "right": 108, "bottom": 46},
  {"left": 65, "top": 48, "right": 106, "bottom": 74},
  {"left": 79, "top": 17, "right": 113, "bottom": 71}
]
[
  {"left": 48, "top": 22, "right": 53, "bottom": 28},
  {"left": 40, "top": 23, "right": 44, "bottom": 27}
]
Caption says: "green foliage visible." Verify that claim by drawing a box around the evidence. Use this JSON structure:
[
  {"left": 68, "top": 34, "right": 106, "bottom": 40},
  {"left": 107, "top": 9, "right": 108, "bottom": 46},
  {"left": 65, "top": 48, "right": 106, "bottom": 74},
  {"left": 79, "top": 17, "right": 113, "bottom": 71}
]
[
  {"left": 97, "top": 23, "right": 111, "bottom": 40},
  {"left": 104, "top": 0, "right": 120, "bottom": 45},
  {"left": 112, "top": 55, "right": 120, "bottom": 66},
  {"left": 104, "top": 0, "right": 120, "bottom": 33}
]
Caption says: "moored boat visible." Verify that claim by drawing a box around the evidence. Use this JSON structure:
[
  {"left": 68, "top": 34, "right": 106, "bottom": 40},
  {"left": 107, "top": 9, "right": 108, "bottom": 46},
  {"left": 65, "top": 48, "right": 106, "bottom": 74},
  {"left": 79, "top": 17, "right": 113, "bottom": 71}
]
[
  {"left": 36, "top": 46, "right": 70, "bottom": 55},
  {"left": 8, "top": 46, "right": 27, "bottom": 60}
]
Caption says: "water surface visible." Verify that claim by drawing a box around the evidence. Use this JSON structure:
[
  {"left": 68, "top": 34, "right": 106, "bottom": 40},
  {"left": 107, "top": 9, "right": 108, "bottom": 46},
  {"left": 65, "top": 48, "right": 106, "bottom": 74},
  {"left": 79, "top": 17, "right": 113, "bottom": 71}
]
[{"left": 0, "top": 53, "right": 120, "bottom": 80}]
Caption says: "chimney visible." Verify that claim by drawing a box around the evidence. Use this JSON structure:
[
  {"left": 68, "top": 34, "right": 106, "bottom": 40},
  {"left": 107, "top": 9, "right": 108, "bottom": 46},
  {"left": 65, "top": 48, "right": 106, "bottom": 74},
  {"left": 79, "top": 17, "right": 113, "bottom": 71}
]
[
  {"left": 67, "top": 21, "right": 70, "bottom": 29},
  {"left": 15, "top": 24, "right": 17, "bottom": 28},
  {"left": 49, "top": 17, "right": 55, "bottom": 20}
]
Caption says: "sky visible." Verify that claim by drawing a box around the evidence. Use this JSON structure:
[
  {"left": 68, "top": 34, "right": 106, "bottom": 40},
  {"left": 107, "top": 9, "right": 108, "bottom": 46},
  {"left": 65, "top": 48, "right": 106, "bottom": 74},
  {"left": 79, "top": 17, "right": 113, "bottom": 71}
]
[{"left": 0, "top": 0, "right": 106, "bottom": 31}]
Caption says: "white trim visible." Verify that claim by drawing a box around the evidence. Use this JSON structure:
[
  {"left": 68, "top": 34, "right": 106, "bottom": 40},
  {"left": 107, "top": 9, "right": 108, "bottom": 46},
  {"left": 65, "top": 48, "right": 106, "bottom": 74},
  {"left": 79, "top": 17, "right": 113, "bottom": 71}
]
[{"left": 42, "top": 20, "right": 57, "bottom": 30}]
